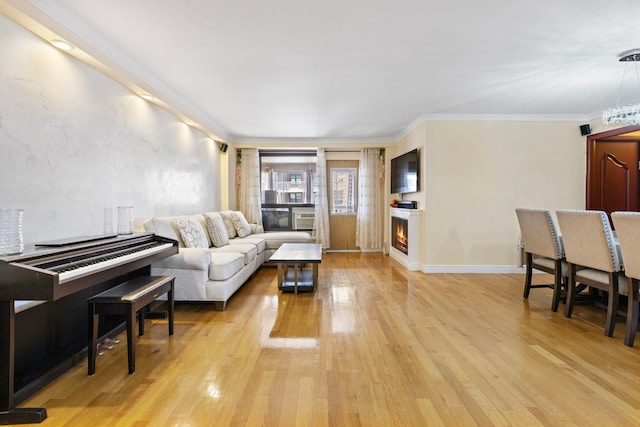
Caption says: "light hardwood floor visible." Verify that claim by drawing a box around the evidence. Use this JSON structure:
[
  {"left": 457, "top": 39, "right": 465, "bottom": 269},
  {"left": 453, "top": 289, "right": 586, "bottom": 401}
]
[{"left": 14, "top": 253, "right": 640, "bottom": 426}]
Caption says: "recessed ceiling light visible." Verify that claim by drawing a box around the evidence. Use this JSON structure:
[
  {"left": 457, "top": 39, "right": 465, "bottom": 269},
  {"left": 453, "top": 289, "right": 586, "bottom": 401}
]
[
  {"left": 50, "top": 40, "right": 75, "bottom": 51},
  {"left": 140, "top": 93, "right": 155, "bottom": 101}
]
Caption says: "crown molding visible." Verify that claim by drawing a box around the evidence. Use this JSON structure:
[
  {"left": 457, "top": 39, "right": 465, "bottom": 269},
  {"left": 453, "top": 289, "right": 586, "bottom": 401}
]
[
  {"left": 417, "top": 113, "right": 588, "bottom": 122},
  {"left": 232, "top": 137, "right": 397, "bottom": 148}
]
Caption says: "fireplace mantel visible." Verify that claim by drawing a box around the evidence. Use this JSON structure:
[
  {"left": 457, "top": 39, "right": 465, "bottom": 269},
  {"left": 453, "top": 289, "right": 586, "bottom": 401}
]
[{"left": 389, "top": 208, "right": 423, "bottom": 270}]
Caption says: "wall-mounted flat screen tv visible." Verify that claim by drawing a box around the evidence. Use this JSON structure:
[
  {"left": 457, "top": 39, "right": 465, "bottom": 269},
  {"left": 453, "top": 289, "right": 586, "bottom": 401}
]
[{"left": 390, "top": 148, "right": 420, "bottom": 194}]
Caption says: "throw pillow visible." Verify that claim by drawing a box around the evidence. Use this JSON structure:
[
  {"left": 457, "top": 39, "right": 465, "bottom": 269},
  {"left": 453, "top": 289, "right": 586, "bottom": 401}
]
[
  {"left": 175, "top": 218, "right": 209, "bottom": 248},
  {"left": 231, "top": 211, "right": 252, "bottom": 238},
  {"left": 219, "top": 211, "right": 237, "bottom": 239},
  {"left": 204, "top": 213, "right": 230, "bottom": 247}
]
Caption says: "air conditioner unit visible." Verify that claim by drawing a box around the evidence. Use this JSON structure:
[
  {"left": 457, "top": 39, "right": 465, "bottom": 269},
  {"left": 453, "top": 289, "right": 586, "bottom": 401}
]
[{"left": 292, "top": 207, "right": 315, "bottom": 230}]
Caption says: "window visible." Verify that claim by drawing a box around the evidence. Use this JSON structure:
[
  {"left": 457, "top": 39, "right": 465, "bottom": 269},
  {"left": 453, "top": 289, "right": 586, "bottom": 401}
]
[
  {"left": 331, "top": 168, "right": 357, "bottom": 214},
  {"left": 259, "top": 151, "right": 317, "bottom": 231},
  {"left": 260, "top": 152, "right": 317, "bottom": 205}
]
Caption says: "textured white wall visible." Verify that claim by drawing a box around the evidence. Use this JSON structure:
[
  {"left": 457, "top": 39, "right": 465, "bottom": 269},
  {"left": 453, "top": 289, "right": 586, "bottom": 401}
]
[{"left": 0, "top": 16, "right": 222, "bottom": 245}]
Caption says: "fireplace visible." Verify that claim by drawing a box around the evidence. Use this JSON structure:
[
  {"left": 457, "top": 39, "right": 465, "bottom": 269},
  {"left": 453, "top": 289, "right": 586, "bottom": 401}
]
[
  {"left": 389, "top": 207, "right": 423, "bottom": 270},
  {"left": 392, "top": 216, "right": 408, "bottom": 254}
]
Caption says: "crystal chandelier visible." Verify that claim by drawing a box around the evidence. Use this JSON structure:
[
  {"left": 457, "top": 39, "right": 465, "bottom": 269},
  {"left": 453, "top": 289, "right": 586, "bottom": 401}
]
[{"left": 602, "top": 50, "right": 640, "bottom": 125}]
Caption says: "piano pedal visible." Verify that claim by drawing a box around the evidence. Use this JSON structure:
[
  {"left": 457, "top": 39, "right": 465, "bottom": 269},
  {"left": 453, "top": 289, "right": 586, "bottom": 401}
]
[
  {"left": 97, "top": 337, "right": 119, "bottom": 354},
  {"left": 96, "top": 344, "right": 111, "bottom": 354}
]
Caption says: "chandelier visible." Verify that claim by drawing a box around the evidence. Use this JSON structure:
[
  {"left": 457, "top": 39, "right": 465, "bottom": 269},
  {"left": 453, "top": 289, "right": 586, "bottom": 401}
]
[{"left": 602, "top": 50, "right": 640, "bottom": 125}]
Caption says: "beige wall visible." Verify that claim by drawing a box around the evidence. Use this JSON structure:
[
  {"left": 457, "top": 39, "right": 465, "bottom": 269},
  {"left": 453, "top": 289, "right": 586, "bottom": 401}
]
[
  {"left": 397, "top": 120, "right": 588, "bottom": 272},
  {"left": 238, "top": 121, "right": 592, "bottom": 271}
]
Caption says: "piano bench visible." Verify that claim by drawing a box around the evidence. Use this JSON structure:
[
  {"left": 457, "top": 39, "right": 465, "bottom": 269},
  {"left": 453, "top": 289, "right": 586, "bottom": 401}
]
[{"left": 87, "top": 275, "right": 175, "bottom": 375}]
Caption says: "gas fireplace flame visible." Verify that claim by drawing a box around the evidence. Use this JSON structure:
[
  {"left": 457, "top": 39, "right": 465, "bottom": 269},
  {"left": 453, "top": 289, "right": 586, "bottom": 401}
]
[
  {"left": 395, "top": 224, "right": 407, "bottom": 243},
  {"left": 392, "top": 216, "right": 409, "bottom": 254}
]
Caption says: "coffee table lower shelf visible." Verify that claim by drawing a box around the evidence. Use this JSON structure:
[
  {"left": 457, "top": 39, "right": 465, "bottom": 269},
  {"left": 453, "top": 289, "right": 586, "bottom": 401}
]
[{"left": 279, "top": 268, "right": 316, "bottom": 293}]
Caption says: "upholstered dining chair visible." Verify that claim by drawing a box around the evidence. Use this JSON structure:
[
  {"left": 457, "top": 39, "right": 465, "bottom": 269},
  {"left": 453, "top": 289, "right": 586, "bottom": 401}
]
[
  {"left": 515, "top": 208, "right": 567, "bottom": 312},
  {"left": 556, "top": 209, "right": 625, "bottom": 337},
  {"left": 611, "top": 211, "right": 640, "bottom": 346}
]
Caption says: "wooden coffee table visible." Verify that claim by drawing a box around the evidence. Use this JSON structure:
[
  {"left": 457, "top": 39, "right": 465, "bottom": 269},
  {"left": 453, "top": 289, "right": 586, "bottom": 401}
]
[{"left": 269, "top": 243, "right": 322, "bottom": 294}]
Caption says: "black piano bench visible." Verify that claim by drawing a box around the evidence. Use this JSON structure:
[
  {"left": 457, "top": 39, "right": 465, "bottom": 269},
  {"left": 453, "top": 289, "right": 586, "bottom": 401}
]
[{"left": 87, "top": 275, "right": 175, "bottom": 375}]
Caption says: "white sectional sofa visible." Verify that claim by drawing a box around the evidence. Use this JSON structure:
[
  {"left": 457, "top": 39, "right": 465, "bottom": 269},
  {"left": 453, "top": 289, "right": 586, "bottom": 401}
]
[{"left": 136, "top": 211, "right": 311, "bottom": 310}]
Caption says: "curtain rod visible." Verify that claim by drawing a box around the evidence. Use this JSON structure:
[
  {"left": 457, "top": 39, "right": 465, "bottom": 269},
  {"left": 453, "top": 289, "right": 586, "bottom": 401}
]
[
  {"left": 259, "top": 149, "right": 363, "bottom": 154},
  {"left": 325, "top": 149, "right": 384, "bottom": 153}
]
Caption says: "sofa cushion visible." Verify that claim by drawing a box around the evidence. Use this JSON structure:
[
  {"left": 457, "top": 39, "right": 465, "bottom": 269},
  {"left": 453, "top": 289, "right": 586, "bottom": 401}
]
[
  {"left": 208, "top": 252, "right": 246, "bottom": 281},
  {"left": 231, "top": 211, "right": 252, "bottom": 237},
  {"left": 210, "top": 243, "right": 257, "bottom": 265},
  {"left": 252, "top": 231, "right": 312, "bottom": 249},
  {"left": 151, "top": 214, "right": 211, "bottom": 248},
  {"left": 250, "top": 223, "right": 265, "bottom": 234},
  {"left": 204, "top": 212, "right": 230, "bottom": 247},
  {"left": 219, "top": 211, "right": 238, "bottom": 239},
  {"left": 175, "top": 218, "right": 209, "bottom": 249},
  {"left": 150, "top": 217, "right": 180, "bottom": 242},
  {"left": 152, "top": 247, "right": 210, "bottom": 270},
  {"left": 229, "top": 237, "right": 266, "bottom": 254}
]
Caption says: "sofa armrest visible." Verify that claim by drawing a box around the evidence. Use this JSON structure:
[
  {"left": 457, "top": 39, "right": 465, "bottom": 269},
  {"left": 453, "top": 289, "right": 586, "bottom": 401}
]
[
  {"left": 250, "top": 223, "right": 264, "bottom": 234},
  {"left": 153, "top": 247, "right": 210, "bottom": 270}
]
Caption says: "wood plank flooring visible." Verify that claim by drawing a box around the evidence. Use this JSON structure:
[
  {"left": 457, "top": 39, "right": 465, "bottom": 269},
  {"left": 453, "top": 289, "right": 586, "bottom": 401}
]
[{"left": 13, "top": 253, "right": 640, "bottom": 426}]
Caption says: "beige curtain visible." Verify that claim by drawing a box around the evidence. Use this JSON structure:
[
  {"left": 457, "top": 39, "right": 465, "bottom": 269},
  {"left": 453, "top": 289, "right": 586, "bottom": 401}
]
[
  {"left": 314, "top": 148, "right": 330, "bottom": 249},
  {"left": 238, "top": 148, "right": 263, "bottom": 226},
  {"left": 356, "top": 148, "right": 383, "bottom": 251}
]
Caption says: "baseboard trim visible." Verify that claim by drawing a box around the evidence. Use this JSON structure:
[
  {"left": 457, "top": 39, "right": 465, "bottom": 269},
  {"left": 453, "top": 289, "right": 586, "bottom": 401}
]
[{"left": 422, "top": 265, "right": 526, "bottom": 274}]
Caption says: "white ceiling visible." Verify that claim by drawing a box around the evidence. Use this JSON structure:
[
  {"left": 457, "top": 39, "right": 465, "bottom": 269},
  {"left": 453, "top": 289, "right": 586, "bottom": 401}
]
[{"left": 6, "top": 0, "right": 640, "bottom": 143}]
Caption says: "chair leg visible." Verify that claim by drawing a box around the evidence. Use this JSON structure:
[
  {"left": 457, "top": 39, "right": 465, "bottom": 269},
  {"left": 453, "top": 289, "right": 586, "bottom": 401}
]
[
  {"left": 560, "top": 276, "right": 569, "bottom": 304},
  {"left": 523, "top": 253, "right": 533, "bottom": 299},
  {"left": 565, "top": 263, "right": 577, "bottom": 318},
  {"left": 603, "top": 272, "right": 619, "bottom": 337},
  {"left": 625, "top": 278, "right": 639, "bottom": 346},
  {"left": 551, "top": 259, "right": 562, "bottom": 312}
]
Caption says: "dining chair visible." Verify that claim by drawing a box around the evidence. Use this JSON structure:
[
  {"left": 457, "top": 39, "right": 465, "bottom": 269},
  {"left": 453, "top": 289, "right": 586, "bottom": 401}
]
[
  {"left": 611, "top": 211, "right": 640, "bottom": 346},
  {"left": 515, "top": 208, "right": 567, "bottom": 311},
  {"left": 556, "top": 209, "right": 625, "bottom": 337}
]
